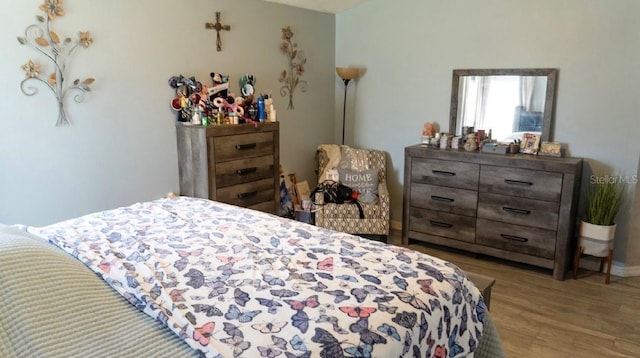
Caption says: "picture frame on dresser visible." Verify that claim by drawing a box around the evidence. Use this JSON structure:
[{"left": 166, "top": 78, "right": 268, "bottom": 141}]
[
  {"left": 521, "top": 133, "right": 541, "bottom": 154},
  {"left": 540, "top": 142, "right": 562, "bottom": 157}
]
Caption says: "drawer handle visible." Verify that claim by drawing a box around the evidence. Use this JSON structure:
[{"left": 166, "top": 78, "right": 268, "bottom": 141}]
[
  {"left": 500, "top": 234, "right": 529, "bottom": 243},
  {"left": 235, "top": 143, "right": 257, "bottom": 150},
  {"left": 504, "top": 179, "right": 533, "bottom": 186},
  {"left": 429, "top": 220, "right": 453, "bottom": 229},
  {"left": 431, "top": 195, "right": 454, "bottom": 203},
  {"left": 236, "top": 167, "right": 257, "bottom": 175},
  {"left": 502, "top": 206, "right": 531, "bottom": 215},
  {"left": 432, "top": 170, "right": 456, "bottom": 177},
  {"left": 237, "top": 191, "right": 258, "bottom": 200}
]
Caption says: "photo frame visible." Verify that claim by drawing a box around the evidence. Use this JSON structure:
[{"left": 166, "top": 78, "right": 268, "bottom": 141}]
[
  {"left": 520, "top": 133, "right": 541, "bottom": 154},
  {"left": 540, "top": 141, "right": 562, "bottom": 157}
]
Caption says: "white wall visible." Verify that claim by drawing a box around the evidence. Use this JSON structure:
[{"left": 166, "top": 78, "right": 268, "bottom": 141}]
[
  {"left": 337, "top": 0, "right": 640, "bottom": 270},
  {"left": 0, "top": 0, "right": 335, "bottom": 225}
]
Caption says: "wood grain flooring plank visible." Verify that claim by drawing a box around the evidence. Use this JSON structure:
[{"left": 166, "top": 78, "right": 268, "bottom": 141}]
[{"left": 388, "top": 232, "right": 640, "bottom": 357}]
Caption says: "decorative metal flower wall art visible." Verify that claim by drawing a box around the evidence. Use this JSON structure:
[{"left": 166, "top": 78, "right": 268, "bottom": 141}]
[
  {"left": 278, "top": 26, "right": 307, "bottom": 110},
  {"left": 17, "top": 0, "right": 95, "bottom": 126}
]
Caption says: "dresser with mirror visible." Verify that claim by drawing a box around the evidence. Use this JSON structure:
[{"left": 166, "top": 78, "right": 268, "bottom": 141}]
[{"left": 403, "top": 68, "right": 583, "bottom": 280}]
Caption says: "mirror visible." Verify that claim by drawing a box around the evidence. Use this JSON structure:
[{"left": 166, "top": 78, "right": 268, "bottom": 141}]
[{"left": 449, "top": 68, "right": 558, "bottom": 143}]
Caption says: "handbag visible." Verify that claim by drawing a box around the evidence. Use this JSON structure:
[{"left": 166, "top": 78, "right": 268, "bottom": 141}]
[{"left": 311, "top": 180, "right": 364, "bottom": 219}]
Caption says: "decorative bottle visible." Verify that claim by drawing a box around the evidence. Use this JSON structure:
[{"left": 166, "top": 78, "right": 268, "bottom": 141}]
[{"left": 191, "top": 107, "right": 202, "bottom": 125}]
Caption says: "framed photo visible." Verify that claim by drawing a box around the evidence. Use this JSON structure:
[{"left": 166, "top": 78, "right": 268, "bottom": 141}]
[
  {"left": 520, "top": 133, "right": 541, "bottom": 154},
  {"left": 540, "top": 141, "right": 562, "bottom": 157}
]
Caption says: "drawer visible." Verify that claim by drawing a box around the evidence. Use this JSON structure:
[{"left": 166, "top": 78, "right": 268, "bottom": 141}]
[
  {"left": 409, "top": 207, "right": 476, "bottom": 243},
  {"left": 411, "top": 158, "right": 479, "bottom": 190},
  {"left": 216, "top": 178, "right": 275, "bottom": 208},
  {"left": 476, "top": 219, "right": 557, "bottom": 259},
  {"left": 214, "top": 155, "right": 275, "bottom": 188},
  {"left": 479, "top": 165, "right": 563, "bottom": 202},
  {"left": 213, "top": 132, "right": 274, "bottom": 162},
  {"left": 477, "top": 192, "right": 559, "bottom": 231},
  {"left": 410, "top": 183, "right": 477, "bottom": 217}
]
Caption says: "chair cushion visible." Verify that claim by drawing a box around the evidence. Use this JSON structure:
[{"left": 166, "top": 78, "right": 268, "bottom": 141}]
[
  {"left": 338, "top": 168, "right": 379, "bottom": 204},
  {"left": 339, "top": 147, "right": 371, "bottom": 171},
  {"left": 318, "top": 202, "right": 382, "bottom": 219}
]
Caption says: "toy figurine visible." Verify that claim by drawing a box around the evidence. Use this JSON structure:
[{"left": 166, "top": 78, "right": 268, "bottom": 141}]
[
  {"left": 422, "top": 122, "right": 435, "bottom": 138},
  {"left": 464, "top": 133, "right": 478, "bottom": 151}
]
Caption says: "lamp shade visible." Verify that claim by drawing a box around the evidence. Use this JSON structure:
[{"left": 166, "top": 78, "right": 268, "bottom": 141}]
[{"left": 336, "top": 67, "right": 359, "bottom": 81}]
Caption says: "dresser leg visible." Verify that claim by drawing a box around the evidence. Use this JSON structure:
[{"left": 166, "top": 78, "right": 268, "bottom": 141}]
[{"left": 573, "top": 245, "right": 584, "bottom": 279}]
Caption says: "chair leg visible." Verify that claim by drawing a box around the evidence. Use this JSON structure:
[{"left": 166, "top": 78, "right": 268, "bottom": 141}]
[
  {"left": 573, "top": 245, "right": 584, "bottom": 279},
  {"left": 605, "top": 249, "right": 613, "bottom": 285}
]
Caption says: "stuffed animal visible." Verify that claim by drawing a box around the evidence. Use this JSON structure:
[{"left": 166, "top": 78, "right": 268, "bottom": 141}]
[{"left": 464, "top": 133, "right": 478, "bottom": 151}]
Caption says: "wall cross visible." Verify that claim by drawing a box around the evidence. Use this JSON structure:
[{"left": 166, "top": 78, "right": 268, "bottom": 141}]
[{"left": 205, "top": 12, "right": 231, "bottom": 52}]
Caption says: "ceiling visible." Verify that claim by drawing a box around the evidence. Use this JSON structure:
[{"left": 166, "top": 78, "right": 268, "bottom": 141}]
[{"left": 262, "top": 0, "right": 369, "bottom": 13}]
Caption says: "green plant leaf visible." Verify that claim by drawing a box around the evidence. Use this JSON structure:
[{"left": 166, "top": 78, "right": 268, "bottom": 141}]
[{"left": 585, "top": 172, "right": 625, "bottom": 225}]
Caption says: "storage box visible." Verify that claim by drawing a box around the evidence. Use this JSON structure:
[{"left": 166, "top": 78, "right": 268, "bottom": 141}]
[{"left": 481, "top": 143, "right": 509, "bottom": 154}]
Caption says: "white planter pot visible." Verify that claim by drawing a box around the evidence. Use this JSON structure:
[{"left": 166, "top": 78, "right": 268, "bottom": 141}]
[{"left": 578, "top": 220, "right": 616, "bottom": 257}]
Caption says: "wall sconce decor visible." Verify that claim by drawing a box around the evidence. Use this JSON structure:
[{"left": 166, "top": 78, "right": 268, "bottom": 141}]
[
  {"left": 336, "top": 67, "right": 359, "bottom": 145},
  {"left": 278, "top": 26, "right": 307, "bottom": 110},
  {"left": 17, "top": 0, "right": 95, "bottom": 126}
]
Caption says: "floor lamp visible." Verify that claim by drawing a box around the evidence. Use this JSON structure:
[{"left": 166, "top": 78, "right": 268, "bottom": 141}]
[{"left": 336, "top": 67, "right": 359, "bottom": 145}]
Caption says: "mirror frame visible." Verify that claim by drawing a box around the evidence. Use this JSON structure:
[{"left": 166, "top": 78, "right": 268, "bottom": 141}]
[{"left": 449, "top": 68, "right": 558, "bottom": 143}]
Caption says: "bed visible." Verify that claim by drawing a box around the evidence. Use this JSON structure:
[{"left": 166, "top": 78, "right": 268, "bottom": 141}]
[{"left": 0, "top": 197, "right": 504, "bottom": 357}]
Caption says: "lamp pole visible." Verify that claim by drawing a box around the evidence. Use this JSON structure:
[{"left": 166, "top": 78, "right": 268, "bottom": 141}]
[
  {"left": 341, "top": 78, "right": 351, "bottom": 145},
  {"left": 336, "top": 67, "right": 358, "bottom": 145}
]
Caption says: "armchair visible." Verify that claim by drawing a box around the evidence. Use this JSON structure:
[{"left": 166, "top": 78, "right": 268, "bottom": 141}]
[{"left": 314, "top": 145, "right": 390, "bottom": 241}]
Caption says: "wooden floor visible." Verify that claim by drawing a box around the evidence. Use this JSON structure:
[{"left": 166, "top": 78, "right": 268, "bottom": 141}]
[{"left": 388, "top": 234, "right": 640, "bottom": 358}]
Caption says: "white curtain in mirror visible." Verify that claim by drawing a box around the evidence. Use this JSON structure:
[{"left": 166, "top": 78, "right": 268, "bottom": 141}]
[{"left": 459, "top": 75, "right": 520, "bottom": 141}]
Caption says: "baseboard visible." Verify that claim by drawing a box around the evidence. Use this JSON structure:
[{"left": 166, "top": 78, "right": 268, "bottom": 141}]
[{"left": 611, "top": 262, "right": 640, "bottom": 277}]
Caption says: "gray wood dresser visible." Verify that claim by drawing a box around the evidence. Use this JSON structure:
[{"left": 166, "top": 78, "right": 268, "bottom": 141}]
[
  {"left": 176, "top": 122, "right": 280, "bottom": 214},
  {"left": 402, "top": 145, "right": 583, "bottom": 280}
]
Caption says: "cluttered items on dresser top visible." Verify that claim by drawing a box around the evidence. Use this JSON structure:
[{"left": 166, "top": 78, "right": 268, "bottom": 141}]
[
  {"left": 168, "top": 72, "right": 277, "bottom": 126},
  {"left": 419, "top": 121, "right": 557, "bottom": 156}
]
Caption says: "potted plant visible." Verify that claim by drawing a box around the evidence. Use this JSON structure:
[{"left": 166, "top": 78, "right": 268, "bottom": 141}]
[{"left": 578, "top": 172, "right": 625, "bottom": 257}]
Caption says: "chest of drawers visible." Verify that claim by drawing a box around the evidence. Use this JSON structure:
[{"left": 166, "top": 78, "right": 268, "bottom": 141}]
[
  {"left": 176, "top": 122, "right": 280, "bottom": 214},
  {"left": 402, "top": 145, "right": 582, "bottom": 280}
]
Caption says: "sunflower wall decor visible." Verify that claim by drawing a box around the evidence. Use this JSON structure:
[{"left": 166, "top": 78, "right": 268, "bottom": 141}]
[
  {"left": 17, "top": 0, "right": 95, "bottom": 126},
  {"left": 278, "top": 26, "right": 307, "bottom": 110}
]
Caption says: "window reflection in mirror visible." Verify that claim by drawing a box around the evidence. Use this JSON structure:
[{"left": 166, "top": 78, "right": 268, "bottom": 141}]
[{"left": 450, "top": 69, "right": 557, "bottom": 143}]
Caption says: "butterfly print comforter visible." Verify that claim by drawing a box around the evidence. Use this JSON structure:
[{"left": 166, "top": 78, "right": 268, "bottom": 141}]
[{"left": 29, "top": 197, "right": 486, "bottom": 358}]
